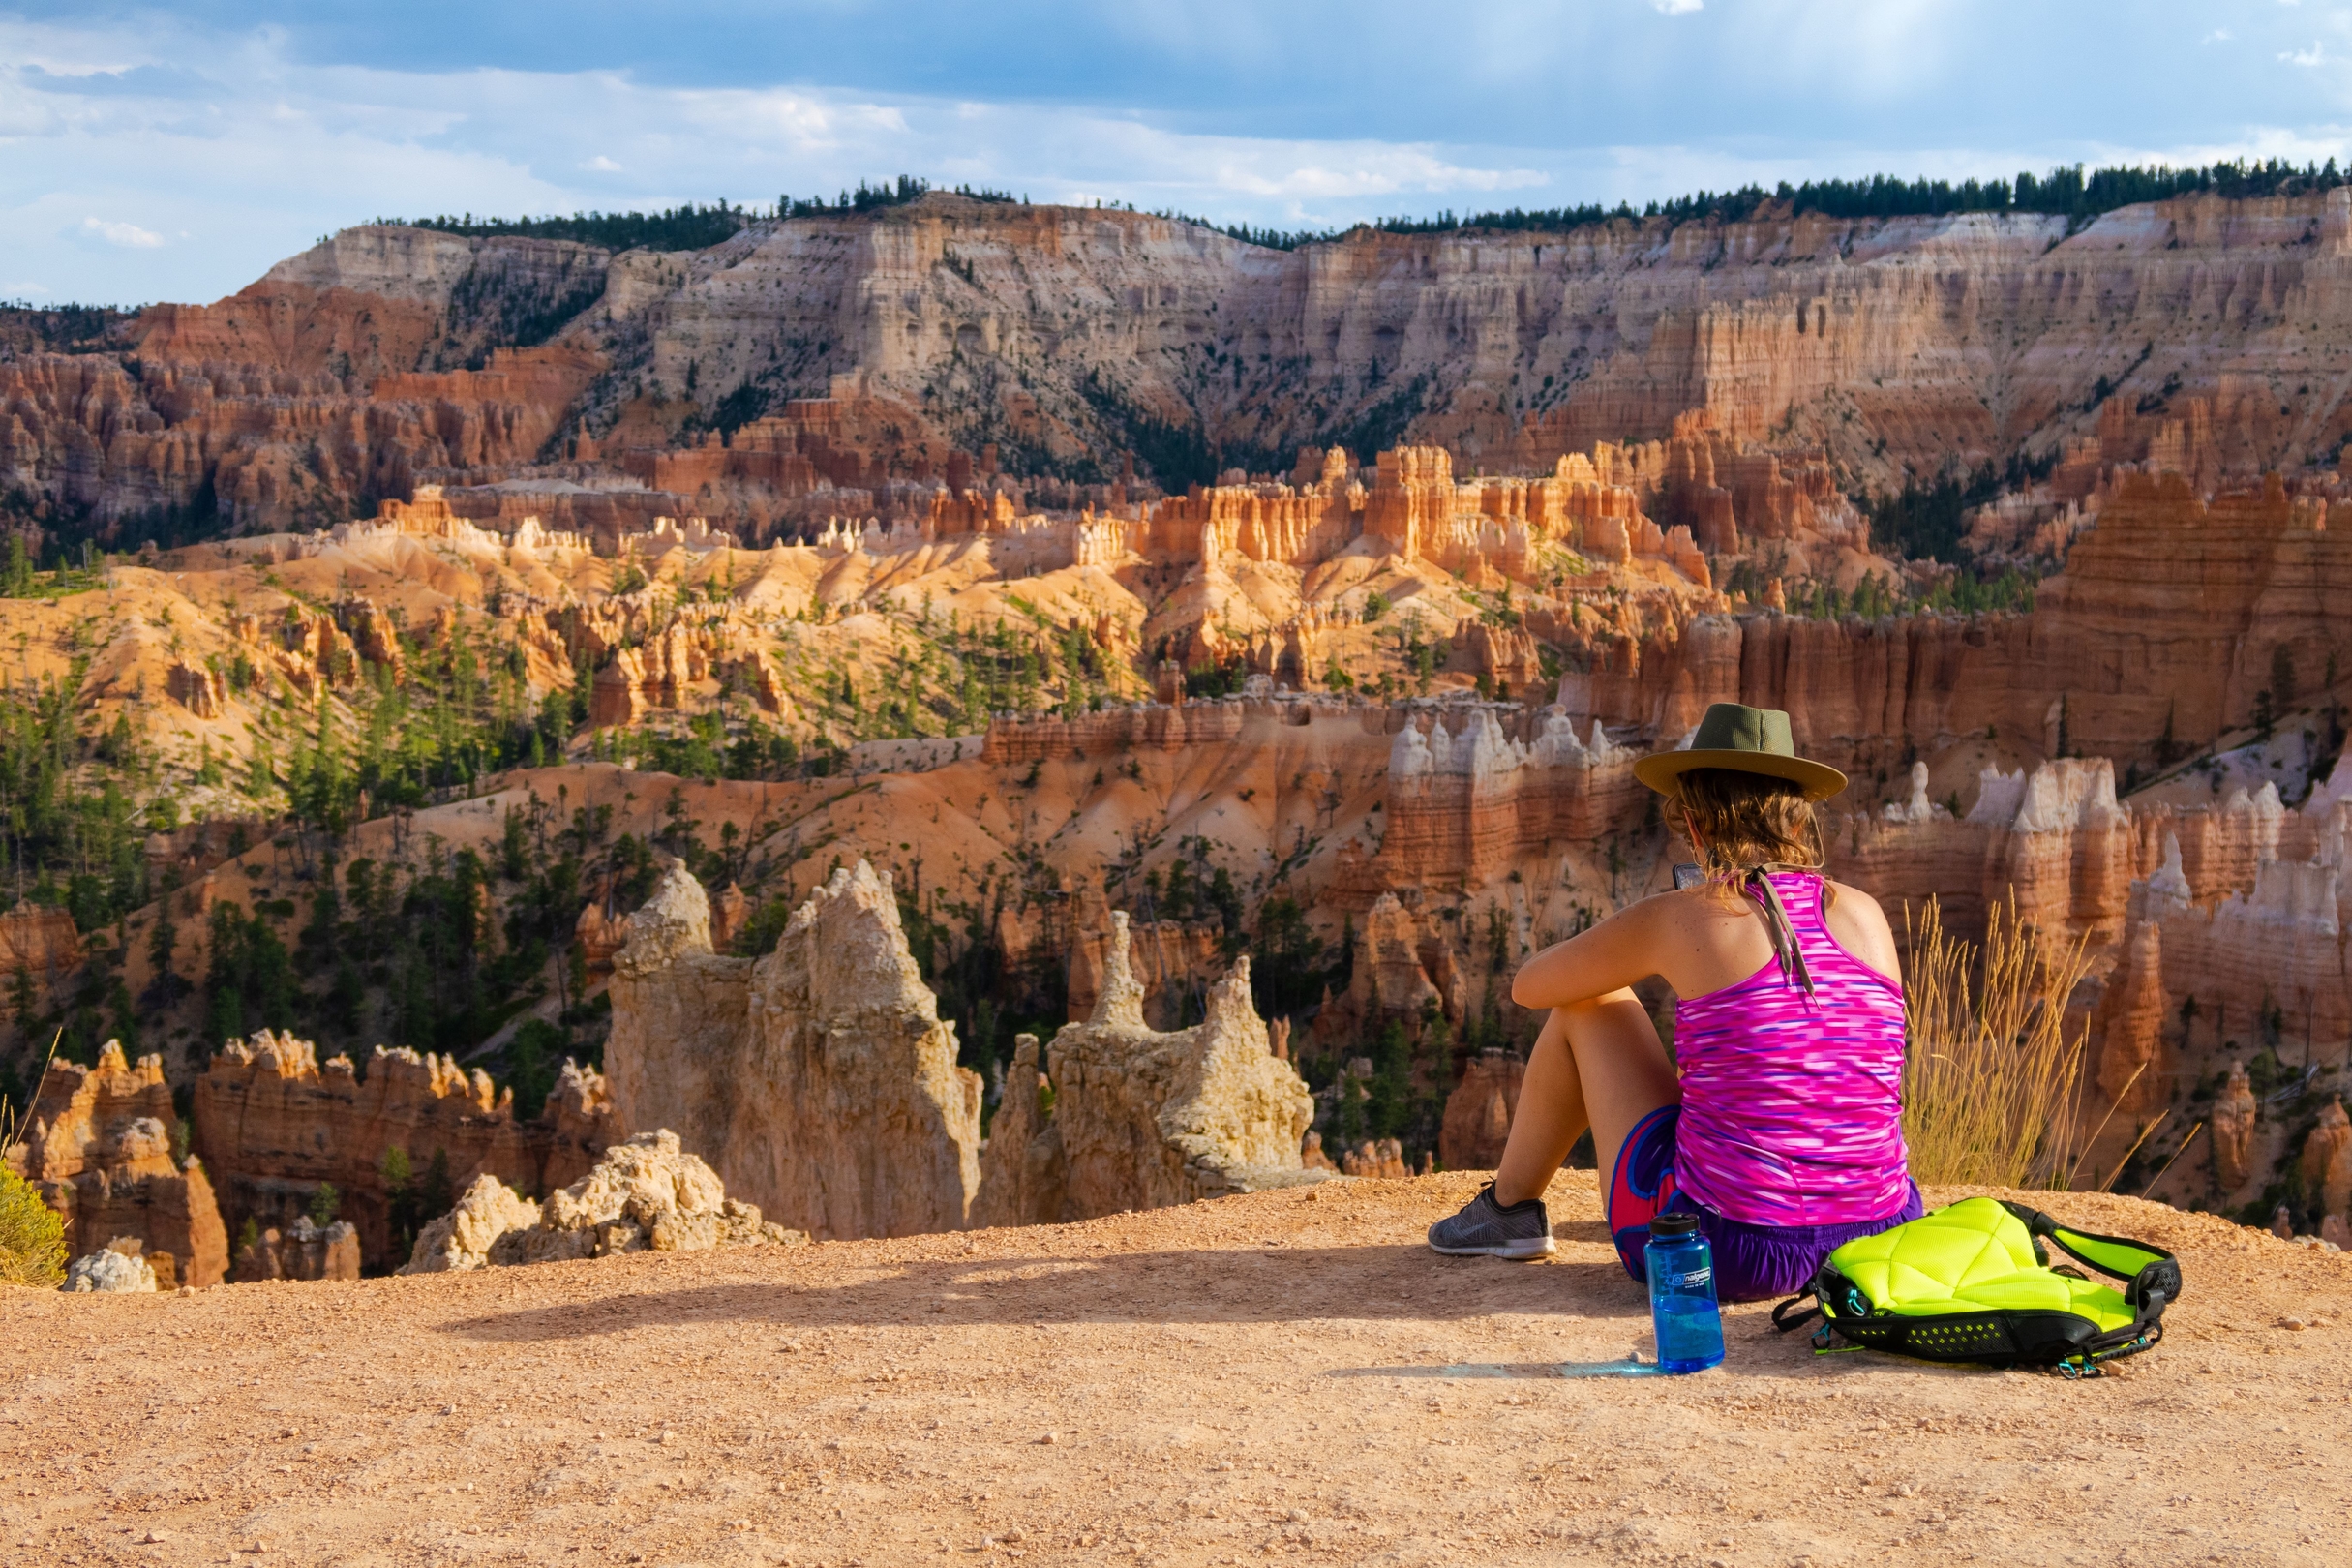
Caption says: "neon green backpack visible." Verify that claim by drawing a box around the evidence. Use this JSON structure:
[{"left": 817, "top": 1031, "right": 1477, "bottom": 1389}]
[{"left": 1771, "top": 1196, "right": 2182, "bottom": 1377}]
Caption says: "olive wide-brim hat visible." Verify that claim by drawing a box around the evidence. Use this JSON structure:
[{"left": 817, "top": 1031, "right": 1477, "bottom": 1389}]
[{"left": 1633, "top": 702, "right": 1848, "bottom": 802}]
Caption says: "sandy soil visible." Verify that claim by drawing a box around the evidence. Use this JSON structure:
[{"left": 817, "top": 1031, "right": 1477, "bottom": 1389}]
[{"left": 6, "top": 1172, "right": 2347, "bottom": 1568}]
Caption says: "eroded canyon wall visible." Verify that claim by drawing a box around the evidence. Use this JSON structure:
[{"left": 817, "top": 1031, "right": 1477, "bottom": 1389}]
[
  {"left": 1547, "top": 469, "right": 2352, "bottom": 782},
  {"left": 24, "top": 189, "right": 2352, "bottom": 534}
]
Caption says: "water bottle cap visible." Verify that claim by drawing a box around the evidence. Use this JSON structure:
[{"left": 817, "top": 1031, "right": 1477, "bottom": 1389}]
[{"left": 1648, "top": 1211, "right": 1700, "bottom": 1238}]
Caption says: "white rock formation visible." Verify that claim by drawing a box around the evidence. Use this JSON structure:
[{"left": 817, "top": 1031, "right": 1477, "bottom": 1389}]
[
  {"left": 1964, "top": 757, "right": 2129, "bottom": 832},
  {"left": 398, "top": 1131, "right": 801, "bottom": 1272},
  {"left": 1388, "top": 707, "right": 1625, "bottom": 782},
  {"left": 2307, "top": 750, "right": 2352, "bottom": 819},
  {"left": 1882, "top": 759, "right": 1942, "bottom": 824},
  {"left": 399, "top": 1173, "right": 542, "bottom": 1274},
  {"left": 2012, "top": 758, "right": 2124, "bottom": 833},
  {"left": 2140, "top": 832, "right": 2193, "bottom": 920},
  {"left": 1968, "top": 764, "right": 2028, "bottom": 827},
  {"left": 63, "top": 1248, "right": 157, "bottom": 1293}
]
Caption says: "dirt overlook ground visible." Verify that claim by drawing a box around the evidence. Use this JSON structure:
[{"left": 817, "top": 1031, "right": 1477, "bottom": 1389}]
[{"left": 6, "top": 1172, "right": 2348, "bottom": 1568}]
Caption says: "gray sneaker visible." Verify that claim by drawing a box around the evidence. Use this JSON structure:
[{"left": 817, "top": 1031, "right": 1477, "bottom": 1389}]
[{"left": 1427, "top": 1183, "right": 1556, "bottom": 1260}]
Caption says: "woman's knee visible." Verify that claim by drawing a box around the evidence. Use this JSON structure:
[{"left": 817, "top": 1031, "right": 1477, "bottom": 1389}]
[
  {"left": 1555, "top": 989, "right": 1644, "bottom": 1033},
  {"left": 1560, "top": 988, "right": 1640, "bottom": 1013}
]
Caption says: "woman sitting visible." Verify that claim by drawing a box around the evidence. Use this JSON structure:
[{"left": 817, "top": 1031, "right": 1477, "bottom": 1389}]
[{"left": 1426, "top": 703, "right": 1920, "bottom": 1302}]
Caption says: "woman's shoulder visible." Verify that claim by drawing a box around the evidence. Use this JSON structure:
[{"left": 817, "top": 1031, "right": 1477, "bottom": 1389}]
[
  {"left": 1818, "top": 878, "right": 1902, "bottom": 981},
  {"left": 1819, "top": 877, "right": 1887, "bottom": 918}
]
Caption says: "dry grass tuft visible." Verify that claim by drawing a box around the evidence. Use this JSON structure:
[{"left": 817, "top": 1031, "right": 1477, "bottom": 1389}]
[{"left": 1902, "top": 893, "right": 2095, "bottom": 1190}]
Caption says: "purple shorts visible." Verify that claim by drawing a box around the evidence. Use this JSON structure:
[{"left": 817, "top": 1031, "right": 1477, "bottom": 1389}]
[{"left": 1605, "top": 1105, "right": 1922, "bottom": 1303}]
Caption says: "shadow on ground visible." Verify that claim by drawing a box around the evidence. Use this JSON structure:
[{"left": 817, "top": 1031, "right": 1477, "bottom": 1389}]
[
  {"left": 436, "top": 1243, "right": 1612, "bottom": 1338},
  {"left": 428, "top": 1241, "right": 1963, "bottom": 1382}
]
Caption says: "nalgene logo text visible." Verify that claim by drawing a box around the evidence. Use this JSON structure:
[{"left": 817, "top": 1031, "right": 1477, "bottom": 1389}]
[{"left": 1681, "top": 1268, "right": 1712, "bottom": 1290}]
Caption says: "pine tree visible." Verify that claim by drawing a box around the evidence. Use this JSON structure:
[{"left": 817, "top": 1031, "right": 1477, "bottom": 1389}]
[
  {"left": 148, "top": 903, "right": 177, "bottom": 1002},
  {"left": 1, "top": 537, "right": 32, "bottom": 598},
  {"left": 2271, "top": 644, "right": 2298, "bottom": 711}
]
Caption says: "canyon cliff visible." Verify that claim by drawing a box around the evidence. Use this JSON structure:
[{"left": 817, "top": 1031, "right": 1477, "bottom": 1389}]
[
  {"left": 18, "top": 189, "right": 2352, "bottom": 1268},
  {"left": 20, "top": 190, "right": 2352, "bottom": 540}
]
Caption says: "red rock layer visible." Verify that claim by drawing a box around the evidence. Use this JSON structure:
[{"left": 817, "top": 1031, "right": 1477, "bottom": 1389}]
[
  {"left": 1375, "top": 707, "right": 1648, "bottom": 890},
  {"left": 1552, "top": 470, "right": 2352, "bottom": 777},
  {"left": 0, "top": 343, "right": 603, "bottom": 534},
  {"left": 980, "top": 700, "right": 1255, "bottom": 764},
  {"left": 0, "top": 899, "right": 83, "bottom": 985}
]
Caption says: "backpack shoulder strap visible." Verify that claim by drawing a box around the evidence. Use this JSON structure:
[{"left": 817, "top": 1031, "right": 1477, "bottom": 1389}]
[{"left": 1999, "top": 1201, "right": 2184, "bottom": 1320}]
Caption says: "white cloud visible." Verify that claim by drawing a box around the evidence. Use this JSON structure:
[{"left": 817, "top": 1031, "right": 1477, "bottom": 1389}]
[
  {"left": 9, "top": 8, "right": 2352, "bottom": 305},
  {"left": 0, "top": 19, "right": 1571, "bottom": 300},
  {"left": 2205, "top": 29, "right": 2233, "bottom": 44},
  {"left": 80, "top": 217, "right": 165, "bottom": 248},
  {"left": 2282, "top": 42, "right": 2329, "bottom": 65}
]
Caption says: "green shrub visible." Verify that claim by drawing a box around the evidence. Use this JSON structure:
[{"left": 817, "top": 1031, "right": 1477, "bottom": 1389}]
[{"left": 0, "top": 1164, "right": 66, "bottom": 1288}]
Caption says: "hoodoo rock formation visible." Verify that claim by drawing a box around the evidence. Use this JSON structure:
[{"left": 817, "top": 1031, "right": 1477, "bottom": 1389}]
[
  {"left": 5, "top": 1042, "right": 227, "bottom": 1288},
  {"left": 1338, "top": 893, "right": 1450, "bottom": 1027},
  {"left": 1378, "top": 707, "right": 1643, "bottom": 889},
  {"left": 0, "top": 900, "right": 84, "bottom": 1004},
  {"left": 1065, "top": 903, "right": 1228, "bottom": 1029},
  {"left": 604, "top": 860, "right": 983, "bottom": 1240},
  {"left": 973, "top": 912, "right": 1326, "bottom": 1226},
  {"left": 2301, "top": 1101, "right": 2352, "bottom": 1226},
  {"left": 1818, "top": 739, "right": 2352, "bottom": 1208},
  {"left": 1553, "top": 469, "right": 2352, "bottom": 784},
  {"left": 191, "top": 1032, "right": 615, "bottom": 1270},
  {"left": 1439, "top": 1050, "right": 1528, "bottom": 1173},
  {"left": 232, "top": 1216, "right": 362, "bottom": 1283},
  {"left": 2212, "top": 1063, "right": 2260, "bottom": 1193}
]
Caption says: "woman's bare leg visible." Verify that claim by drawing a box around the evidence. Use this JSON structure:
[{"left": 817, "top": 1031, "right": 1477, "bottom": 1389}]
[
  {"left": 1492, "top": 1008, "right": 1588, "bottom": 1205},
  {"left": 1493, "top": 990, "right": 1680, "bottom": 1206}
]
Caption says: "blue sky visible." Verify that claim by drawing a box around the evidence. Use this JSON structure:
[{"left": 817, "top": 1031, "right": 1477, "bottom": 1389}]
[{"left": 7, "top": 1, "right": 2352, "bottom": 305}]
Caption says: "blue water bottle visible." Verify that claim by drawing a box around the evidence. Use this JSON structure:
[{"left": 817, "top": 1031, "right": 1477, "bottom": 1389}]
[{"left": 1644, "top": 1212, "right": 1725, "bottom": 1373}]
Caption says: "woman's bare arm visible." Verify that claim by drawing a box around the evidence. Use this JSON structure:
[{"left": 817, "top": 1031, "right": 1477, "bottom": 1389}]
[{"left": 1509, "top": 894, "right": 1674, "bottom": 1010}]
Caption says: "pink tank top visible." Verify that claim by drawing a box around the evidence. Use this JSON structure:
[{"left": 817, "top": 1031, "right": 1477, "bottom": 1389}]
[{"left": 1670, "top": 872, "right": 1911, "bottom": 1227}]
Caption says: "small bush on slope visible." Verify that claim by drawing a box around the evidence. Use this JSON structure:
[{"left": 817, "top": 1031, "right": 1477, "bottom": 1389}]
[{"left": 0, "top": 1163, "right": 65, "bottom": 1288}]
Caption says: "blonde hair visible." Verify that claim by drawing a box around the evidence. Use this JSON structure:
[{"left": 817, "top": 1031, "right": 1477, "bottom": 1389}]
[{"left": 1672, "top": 767, "right": 1824, "bottom": 880}]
